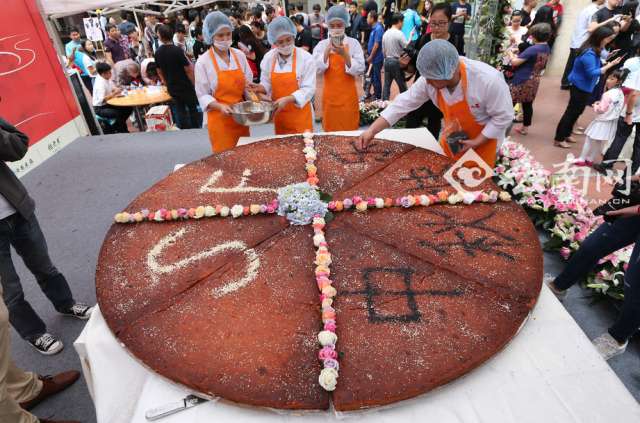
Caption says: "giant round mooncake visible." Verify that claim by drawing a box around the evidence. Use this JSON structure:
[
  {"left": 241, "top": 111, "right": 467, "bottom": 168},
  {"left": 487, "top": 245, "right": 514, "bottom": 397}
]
[{"left": 96, "top": 135, "right": 542, "bottom": 411}]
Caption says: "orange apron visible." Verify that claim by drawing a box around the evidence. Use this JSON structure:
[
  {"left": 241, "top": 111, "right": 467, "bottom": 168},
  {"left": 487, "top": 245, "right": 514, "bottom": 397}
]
[
  {"left": 436, "top": 61, "right": 497, "bottom": 168},
  {"left": 207, "top": 49, "right": 249, "bottom": 153},
  {"left": 322, "top": 45, "right": 359, "bottom": 131},
  {"left": 271, "top": 49, "right": 313, "bottom": 135}
]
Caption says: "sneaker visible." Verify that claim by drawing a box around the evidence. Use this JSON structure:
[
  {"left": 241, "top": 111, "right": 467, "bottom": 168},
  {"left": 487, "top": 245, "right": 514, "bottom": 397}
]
[
  {"left": 60, "top": 303, "right": 94, "bottom": 320},
  {"left": 592, "top": 333, "right": 628, "bottom": 360},
  {"left": 543, "top": 274, "right": 567, "bottom": 300},
  {"left": 29, "top": 333, "right": 64, "bottom": 355}
]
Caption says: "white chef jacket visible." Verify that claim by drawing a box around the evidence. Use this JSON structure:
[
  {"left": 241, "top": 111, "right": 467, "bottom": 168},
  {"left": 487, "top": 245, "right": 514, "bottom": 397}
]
[
  {"left": 259, "top": 47, "right": 316, "bottom": 108},
  {"left": 570, "top": 3, "right": 601, "bottom": 49},
  {"left": 194, "top": 47, "right": 254, "bottom": 112},
  {"left": 312, "top": 37, "right": 365, "bottom": 77},
  {"left": 380, "top": 57, "right": 514, "bottom": 143}
]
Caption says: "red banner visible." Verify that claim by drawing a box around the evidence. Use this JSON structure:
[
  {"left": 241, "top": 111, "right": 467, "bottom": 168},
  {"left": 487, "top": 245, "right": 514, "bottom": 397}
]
[{"left": 0, "top": 0, "right": 79, "bottom": 145}]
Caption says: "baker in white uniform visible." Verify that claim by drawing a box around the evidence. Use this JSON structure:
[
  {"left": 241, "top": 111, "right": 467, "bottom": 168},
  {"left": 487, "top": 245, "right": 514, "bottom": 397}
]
[{"left": 357, "top": 40, "right": 514, "bottom": 168}]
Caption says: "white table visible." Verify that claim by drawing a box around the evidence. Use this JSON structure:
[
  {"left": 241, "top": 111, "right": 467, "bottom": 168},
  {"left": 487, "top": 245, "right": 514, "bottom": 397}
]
[
  {"left": 74, "top": 288, "right": 640, "bottom": 423},
  {"left": 75, "top": 129, "right": 640, "bottom": 423}
]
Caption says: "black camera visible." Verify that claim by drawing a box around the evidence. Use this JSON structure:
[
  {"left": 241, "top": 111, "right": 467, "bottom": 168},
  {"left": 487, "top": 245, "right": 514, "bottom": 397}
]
[
  {"left": 593, "top": 180, "right": 640, "bottom": 222},
  {"left": 446, "top": 131, "right": 468, "bottom": 155}
]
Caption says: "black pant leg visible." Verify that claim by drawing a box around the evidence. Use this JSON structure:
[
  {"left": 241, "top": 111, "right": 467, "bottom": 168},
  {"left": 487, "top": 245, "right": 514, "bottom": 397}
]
[
  {"left": 554, "top": 86, "right": 590, "bottom": 141},
  {"left": 522, "top": 102, "right": 533, "bottom": 127},
  {"left": 404, "top": 101, "right": 427, "bottom": 129},
  {"left": 96, "top": 106, "right": 129, "bottom": 133},
  {"left": 602, "top": 118, "right": 632, "bottom": 164},
  {"left": 394, "top": 62, "right": 407, "bottom": 93},
  {"left": 561, "top": 49, "right": 577, "bottom": 88},
  {"left": 173, "top": 100, "right": 190, "bottom": 129},
  {"left": 608, "top": 228, "right": 640, "bottom": 343},
  {"left": 554, "top": 216, "right": 640, "bottom": 291},
  {"left": 631, "top": 123, "right": 640, "bottom": 174}
]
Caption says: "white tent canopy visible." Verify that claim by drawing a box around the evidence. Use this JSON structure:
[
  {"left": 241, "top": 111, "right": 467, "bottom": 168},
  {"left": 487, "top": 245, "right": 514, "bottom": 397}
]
[{"left": 39, "top": 0, "right": 255, "bottom": 19}]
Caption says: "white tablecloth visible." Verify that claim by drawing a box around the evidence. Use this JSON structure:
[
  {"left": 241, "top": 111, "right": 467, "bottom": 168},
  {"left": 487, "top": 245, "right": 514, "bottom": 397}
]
[
  {"left": 75, "top": 288, "right": 640, "bottom": 423},
  {"left": 76, "top": 129, "right": 640, "bottom": 422}
]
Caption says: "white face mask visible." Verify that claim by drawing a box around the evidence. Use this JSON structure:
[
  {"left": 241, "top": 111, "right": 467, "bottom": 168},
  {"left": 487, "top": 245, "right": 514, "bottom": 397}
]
[
  {"left": 277, "top": 43, "right": 294, "bottom": 56},
  {"left": 329, "top": 28, "right": 345, "bottom": 37},
  {"left": 214, "top": 39, "right": 232, "bottom": 51}
]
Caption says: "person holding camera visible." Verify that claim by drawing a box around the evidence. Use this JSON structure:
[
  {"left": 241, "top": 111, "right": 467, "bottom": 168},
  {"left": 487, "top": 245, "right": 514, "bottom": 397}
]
[
  {"left": 547, "top": 175, "right": 640, "bottom": 360},
  {"left": 313, "top": 5, "right": 365, "bottom": 131}
]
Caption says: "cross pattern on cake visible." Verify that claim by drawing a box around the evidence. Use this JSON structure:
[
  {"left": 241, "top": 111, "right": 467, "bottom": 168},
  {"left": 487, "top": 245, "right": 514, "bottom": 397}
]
[{"left": 97, "top": 135, "right": 542, "bottom": 412}]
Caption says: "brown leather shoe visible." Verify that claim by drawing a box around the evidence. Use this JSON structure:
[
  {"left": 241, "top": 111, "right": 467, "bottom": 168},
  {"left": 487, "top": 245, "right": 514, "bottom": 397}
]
[
  {"left": 39, "top": 419, "right": 80, "bottom": 423},
  {"left": 20, "top": 371, "right": 80, "bottom": 411}
]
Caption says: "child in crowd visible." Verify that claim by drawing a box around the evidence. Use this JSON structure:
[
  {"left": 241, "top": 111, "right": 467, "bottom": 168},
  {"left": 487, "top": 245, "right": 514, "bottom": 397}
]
[
  {"left": 575, "top": 70, "right": 626, "bottom": 166},
  {"left": 92, "top": 62, "right": 132, "bottom": 133}
]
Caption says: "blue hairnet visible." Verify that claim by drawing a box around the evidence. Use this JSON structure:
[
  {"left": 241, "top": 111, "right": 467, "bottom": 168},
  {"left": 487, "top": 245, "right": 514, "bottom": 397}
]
[
  {"left": 267, "top": 16, "right": 297, "bottom": 45},
  {"left": 203, "top": 11, "right": 232, "bottom": 45},
  {"left": 416, "top": 39, "right": 460, "bottom": 80},
  {"left": 326, "top": 5, "right": 349, "bottom": 26}
]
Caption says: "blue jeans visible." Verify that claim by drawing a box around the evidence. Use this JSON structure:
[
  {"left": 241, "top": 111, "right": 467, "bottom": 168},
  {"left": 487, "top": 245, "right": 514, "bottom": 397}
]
[
  {"left": 370, "top": 61, "right": 382, "bottom": 100},
  {"left": 0, "top": 213, "right": 74, "bottom": 340},
  {"left": 171, "top": 100, "right": 203, "bottom": 130},
  {"left": 554, "top": 215, "right": 640, "bottom": 343}
]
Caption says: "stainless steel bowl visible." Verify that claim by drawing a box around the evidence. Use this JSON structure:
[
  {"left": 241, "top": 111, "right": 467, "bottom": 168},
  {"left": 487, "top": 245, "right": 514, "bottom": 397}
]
[{"left": 230, "top": 101, "right": 275, "bottom": 126}]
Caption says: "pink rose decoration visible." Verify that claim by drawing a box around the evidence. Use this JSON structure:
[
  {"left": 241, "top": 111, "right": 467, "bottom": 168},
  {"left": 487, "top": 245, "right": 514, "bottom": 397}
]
[
  {"left": 324, "top": 320, "right": 337, "bottom": 331},
  {"left": 318, "top": 346, "right": 338, "bottom": 360}
]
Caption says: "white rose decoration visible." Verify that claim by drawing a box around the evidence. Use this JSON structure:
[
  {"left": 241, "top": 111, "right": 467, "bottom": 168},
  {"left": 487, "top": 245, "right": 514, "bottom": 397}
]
[
  {"left": 318, "top": 330, "right": 338, "bottom": 347},
  {"left": 231, "top": 205, "right": 244, "bottom": 218},
  {"left": 462, "top": 192, "right": 476, "bottom": 205},
  {"left": 318, "top": 367, "right": 339, "bottom": 391},
  {"left": 220, "top": 206, "right": 230, "bottom": 217}
]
